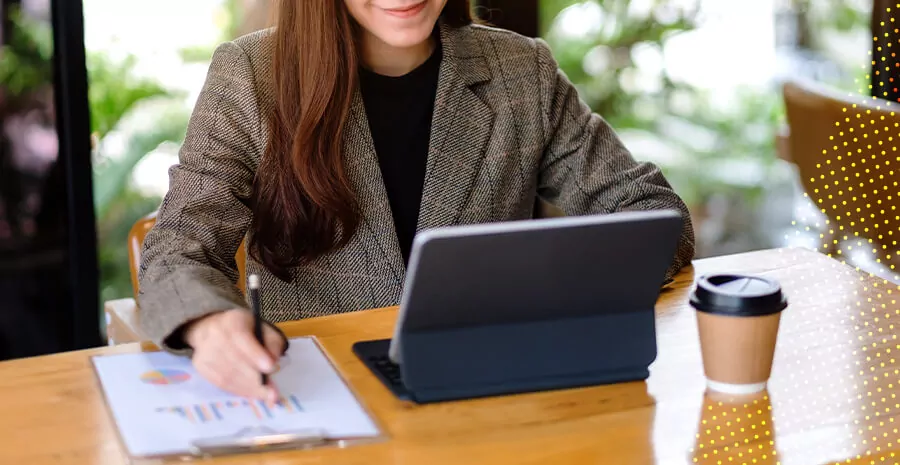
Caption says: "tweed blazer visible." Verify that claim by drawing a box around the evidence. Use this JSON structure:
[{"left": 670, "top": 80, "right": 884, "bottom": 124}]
[{"left": 137, "top": 21, "right": 696, "bottom": 353}]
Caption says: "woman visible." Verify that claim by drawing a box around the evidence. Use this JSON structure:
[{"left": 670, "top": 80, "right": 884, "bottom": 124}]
[{"left": 137, "top": 0, "right": 695, "bottom": 402}]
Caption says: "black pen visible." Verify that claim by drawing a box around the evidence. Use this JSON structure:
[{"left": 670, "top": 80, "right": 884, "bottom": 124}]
[{"left": 248, "top": 274, "right": 267, "bottom": 385}]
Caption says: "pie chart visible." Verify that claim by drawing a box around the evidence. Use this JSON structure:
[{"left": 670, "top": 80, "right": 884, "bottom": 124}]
[{"left": 140, "top": 368, "right": 191, "bottom": 385}]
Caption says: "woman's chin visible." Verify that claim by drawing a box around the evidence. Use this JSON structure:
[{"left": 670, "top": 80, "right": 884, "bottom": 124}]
[{"left": 371, "top": 24, "right": 437, "bottom": 49}]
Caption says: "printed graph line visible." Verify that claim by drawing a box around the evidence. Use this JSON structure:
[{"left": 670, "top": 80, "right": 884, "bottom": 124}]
[{"left": 155, "top": 395, "right": 304, "bottom": 424}]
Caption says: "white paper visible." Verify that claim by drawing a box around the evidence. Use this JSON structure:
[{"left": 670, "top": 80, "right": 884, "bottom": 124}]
[{"left": 92, "top": 337, "right": 379, "bottom": 458}]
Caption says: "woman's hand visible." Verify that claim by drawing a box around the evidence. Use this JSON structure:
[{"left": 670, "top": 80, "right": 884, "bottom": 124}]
[{"left": 183, "top": 309, "right": 286, "bottom": 403}]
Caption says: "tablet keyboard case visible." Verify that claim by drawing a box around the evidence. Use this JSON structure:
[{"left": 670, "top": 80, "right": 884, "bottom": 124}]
[
  {"left": 353, "top": 211, "right": 680, "bottom": 403},
  {"left": 353, "top": 306, "right": 657, "bottom": 403}
]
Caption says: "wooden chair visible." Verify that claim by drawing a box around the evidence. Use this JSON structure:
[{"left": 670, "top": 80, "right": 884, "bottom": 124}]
[
  {"left": 126, "top": 211, "right": 247, "bottom": 298},
  {"left": 781, "top": 78, "right": 900, "bottom": 278}
]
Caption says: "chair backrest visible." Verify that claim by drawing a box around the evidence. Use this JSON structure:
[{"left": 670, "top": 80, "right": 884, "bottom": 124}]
[
  {"left": 127, "top": 211, "right": 247, "bottom": 298},
  {"left": 782, "top": 78, "right": 900, "bottom": 255}
]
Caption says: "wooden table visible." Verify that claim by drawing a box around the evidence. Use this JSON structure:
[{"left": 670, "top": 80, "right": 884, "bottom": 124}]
[{"left": 2, "top": 247, "right": 896, "bottom": 464}]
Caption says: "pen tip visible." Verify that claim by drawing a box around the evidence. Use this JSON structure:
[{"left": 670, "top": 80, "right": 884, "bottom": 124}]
[{"left": 249, "top": 274, "right": 260, "bottom": 289}]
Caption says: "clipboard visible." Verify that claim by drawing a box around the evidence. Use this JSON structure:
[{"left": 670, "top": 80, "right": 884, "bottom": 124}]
[
  {"left": 190, "top": 426, "right": 328, "bottom": 455},
  {"left": 90, "top": 336, "right": 388, "bottom": 464}
]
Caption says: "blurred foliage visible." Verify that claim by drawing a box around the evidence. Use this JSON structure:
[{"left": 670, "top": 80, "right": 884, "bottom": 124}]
[
  {"left": 803, "top": 0, "right": 870, "bottom": 37},
  {"left": 540, "top": 0, "right": 779, "bottom": 210},
  {"left": 88, "top": 58, "right": 188, "bottom": 301},
  {"left": 86, "top": 55, "right": 170, "bottom": 139},
  {"left": 540, "top": 0, "right": 698, "bottom": 122},
  {"left": 95, "top": 187, "right": 162, "bottom": 303},
  {"left": 777, "top": 0, "right": 872, "bottom": 92},
  {"left": 0, "top": 5, "right": 189, "bottom": 302},
  {"left": 0, "top": 7, "right": 52, "bottom": 97},
  {"left": 179, "top": 0, "right": 243, "bottom": 62}
]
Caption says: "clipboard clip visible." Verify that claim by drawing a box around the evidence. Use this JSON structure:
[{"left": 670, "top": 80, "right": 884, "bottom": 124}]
[{"left": 189, "top": 426, "right": 328, "bottom": 456}]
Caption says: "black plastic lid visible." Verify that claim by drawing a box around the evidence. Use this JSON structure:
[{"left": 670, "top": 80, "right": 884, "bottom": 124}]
[{"left": 689, "top": 274, "right": 787, "bottom": 317}]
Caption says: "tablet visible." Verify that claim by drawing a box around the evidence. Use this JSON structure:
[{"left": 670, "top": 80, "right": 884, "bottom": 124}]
[{"left": 388, "top": 209, "right": 684, "bottom": 364}]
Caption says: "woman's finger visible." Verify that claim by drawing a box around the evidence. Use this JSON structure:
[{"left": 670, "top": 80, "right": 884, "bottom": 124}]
[
  {"left": 197, "top": 341, "right": 271, "bottom": 400},
  {"left": 262, "top": 324, "right": 286, "bottom": 358},
  {"left": 193, "top": 355, "right": 225, "bottom": 389},
  {"left": 227, "top": 315, "right": 277, "bottom": 374}
]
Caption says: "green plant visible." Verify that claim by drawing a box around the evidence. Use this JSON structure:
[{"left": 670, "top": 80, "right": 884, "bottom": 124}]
[
  {"left": 86, "top": 53, "right": 189, "bottom": 300},
  {"left": 90, "top": 93, "right": 188, "bottom": 219},
  {"left": 86, "top": 54, "right": 171, "bottom": 141}
]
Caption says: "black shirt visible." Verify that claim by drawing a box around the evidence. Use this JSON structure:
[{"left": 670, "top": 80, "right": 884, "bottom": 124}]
[{"left": 359, "top": 44, "right": 442, "bottom": 265}]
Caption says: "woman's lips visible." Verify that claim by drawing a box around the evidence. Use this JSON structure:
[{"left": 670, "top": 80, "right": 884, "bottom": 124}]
[{"left": 382, "top": 1, "right": 426, "bottom": 18}]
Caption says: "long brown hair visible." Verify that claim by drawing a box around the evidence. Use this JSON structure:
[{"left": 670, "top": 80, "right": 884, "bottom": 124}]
[{"left": 250, "top": 0, "right": 474, "bottom": 281}]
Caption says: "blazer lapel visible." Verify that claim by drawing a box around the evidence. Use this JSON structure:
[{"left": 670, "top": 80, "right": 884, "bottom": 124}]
[
  {"left": 343, "top": 90, "right": 405, "bottom": 279},
  {"left": 342, "top": 23, "right": 495, "bottom": 279},
  {"left": 416, "top": 23, "right": 495, "bottom": 232}
]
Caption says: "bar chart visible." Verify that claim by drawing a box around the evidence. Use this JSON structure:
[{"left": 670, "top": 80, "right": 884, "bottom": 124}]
[{"left": 155, "top": 394, "right": 304, "bottom": 424}]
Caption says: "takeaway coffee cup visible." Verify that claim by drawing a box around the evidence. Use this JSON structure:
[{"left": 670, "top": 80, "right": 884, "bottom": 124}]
[{"left": 689, "top": 274, "right": 788, "bottom": 395}]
